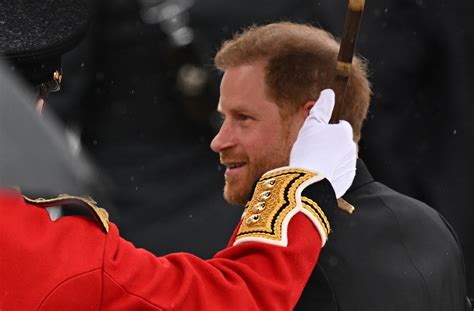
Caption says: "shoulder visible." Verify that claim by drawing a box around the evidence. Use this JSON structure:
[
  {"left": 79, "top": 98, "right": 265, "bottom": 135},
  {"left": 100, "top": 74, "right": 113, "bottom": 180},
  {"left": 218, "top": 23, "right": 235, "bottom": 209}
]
[
  {"left": 343, "top": 181, "right": 464, "bottom": 272},
  {"left": 0, "top": 188, "right": 111, "bottom": 256},
  {"left": 0, "top": 188, "right": 116, "bottom": 309},
  {"left": 347, "top": 181, "right": 443, "bottom": 225}
]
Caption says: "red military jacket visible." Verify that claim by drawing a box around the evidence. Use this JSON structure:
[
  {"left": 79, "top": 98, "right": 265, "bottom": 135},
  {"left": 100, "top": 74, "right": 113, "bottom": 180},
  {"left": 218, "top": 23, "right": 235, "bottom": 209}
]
[{"left": 0, "top": 168, "right": 336, "bottom": 310}]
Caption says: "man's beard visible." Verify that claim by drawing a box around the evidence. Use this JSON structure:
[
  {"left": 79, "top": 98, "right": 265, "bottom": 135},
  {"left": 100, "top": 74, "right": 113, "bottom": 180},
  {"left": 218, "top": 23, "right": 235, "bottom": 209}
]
[{"left": 221, "top": 140, "right": 291, "bottom": 206}]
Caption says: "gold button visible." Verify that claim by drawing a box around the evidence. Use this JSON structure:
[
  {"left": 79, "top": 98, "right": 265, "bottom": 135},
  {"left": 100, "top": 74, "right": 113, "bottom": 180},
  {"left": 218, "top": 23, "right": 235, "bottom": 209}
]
[
  {"left": 264, "top": 178, "right": 276, "bottom": 188},
  {"left": 260, "top": 191, "right": 271, "bottom": 200},
  {"left": 254, "top": 202, "right": 266, "bottom": 212},
  {"left": 246, "top": 214, "right": 260, "bottom": 225}
]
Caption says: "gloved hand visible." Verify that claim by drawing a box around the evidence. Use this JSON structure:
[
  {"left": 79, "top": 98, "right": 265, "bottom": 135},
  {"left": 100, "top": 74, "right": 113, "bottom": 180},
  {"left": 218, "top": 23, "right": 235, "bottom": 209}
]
[{"left": 290, "top": 89, "right": 357, "bottom": 198}]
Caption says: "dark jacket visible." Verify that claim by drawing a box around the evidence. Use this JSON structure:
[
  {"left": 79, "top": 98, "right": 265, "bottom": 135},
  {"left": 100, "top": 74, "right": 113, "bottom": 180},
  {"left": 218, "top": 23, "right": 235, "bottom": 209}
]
[{"left": 296, "top": 160, "right": 470, "bottom": 311}]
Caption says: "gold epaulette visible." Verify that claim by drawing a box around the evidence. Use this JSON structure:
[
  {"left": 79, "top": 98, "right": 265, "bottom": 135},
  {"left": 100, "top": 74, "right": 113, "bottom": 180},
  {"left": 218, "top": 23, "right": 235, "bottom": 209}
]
[
  {"left": 23, "top": 194, "right": 109, "bottom": 233},
  {"left": 234, "top": 167, "right": 330, "bottom": 247}
]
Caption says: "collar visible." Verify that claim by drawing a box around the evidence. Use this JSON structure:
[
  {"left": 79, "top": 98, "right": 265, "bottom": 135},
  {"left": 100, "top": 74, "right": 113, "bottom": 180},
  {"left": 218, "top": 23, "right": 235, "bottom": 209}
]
[{"left": 347, "top": 159, "right": 374, "bottom": 193}]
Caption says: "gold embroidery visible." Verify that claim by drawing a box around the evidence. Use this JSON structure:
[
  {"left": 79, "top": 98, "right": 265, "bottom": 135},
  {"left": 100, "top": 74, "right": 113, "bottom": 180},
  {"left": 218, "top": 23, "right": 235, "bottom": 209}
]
[
  {"left": 236, "top": 168, "right": 319, "bottom": 245},
  {"left": 301, "top": 196, "right": 331, "bottom": 237}
]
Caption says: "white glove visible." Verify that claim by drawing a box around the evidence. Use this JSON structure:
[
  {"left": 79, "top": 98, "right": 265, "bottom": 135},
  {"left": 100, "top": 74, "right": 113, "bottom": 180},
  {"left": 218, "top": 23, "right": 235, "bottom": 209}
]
[{"left": 290, "top": 89, "right": 357, "bottom": 198}]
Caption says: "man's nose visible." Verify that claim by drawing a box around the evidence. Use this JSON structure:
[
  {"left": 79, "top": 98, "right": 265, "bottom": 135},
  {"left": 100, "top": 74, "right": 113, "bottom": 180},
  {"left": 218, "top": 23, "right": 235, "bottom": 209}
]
[{"left": 210, "top": 122, "right": 235, "bottom": 153}]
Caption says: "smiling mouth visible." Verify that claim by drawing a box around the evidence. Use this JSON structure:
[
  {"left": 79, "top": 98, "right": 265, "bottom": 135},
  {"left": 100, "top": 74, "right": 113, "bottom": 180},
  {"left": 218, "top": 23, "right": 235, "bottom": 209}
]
[
  {"left": 227, "top": 162, "right": 246, "bottom": 169},
  {"left": 223, "top": 162, "right": 247, "bottom": 176}
]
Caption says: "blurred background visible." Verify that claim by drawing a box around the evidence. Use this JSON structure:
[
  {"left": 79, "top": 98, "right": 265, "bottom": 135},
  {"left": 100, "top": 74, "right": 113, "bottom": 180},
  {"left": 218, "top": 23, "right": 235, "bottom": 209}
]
[{"left": 3, "top": 0, "right": 473, "bottom": 297}]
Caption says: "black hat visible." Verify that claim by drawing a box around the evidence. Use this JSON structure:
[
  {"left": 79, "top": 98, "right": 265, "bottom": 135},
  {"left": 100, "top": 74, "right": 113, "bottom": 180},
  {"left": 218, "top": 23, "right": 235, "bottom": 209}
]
[{"left": 0, "top": 0, "right": 90, "bottom": 87}]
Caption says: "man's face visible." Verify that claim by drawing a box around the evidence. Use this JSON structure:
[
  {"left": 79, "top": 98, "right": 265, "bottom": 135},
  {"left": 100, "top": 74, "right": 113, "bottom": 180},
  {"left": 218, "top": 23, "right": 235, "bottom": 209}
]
[{"left": 211, "top": 63, "right": 305, "bottom": 205}]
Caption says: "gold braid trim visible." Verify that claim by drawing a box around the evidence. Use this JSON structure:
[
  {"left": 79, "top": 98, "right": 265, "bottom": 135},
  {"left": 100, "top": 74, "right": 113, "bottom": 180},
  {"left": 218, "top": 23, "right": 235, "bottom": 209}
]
[
  {"left": 234, "top": 167, "right": 329, "bottom": 247},
  {"left": 301, "top": 197, "right": 331, "bottom": 237},
  {"left": 23, "top": 194, "right": 109, "bottom": 233}
]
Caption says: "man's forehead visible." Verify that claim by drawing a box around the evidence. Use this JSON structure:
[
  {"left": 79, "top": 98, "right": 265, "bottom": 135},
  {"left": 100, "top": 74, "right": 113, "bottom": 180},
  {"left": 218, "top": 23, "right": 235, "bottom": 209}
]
[
  {"left": 216, "top": 97, "right": 259, "bottom": 114},
  {"left": 220, "top": 63, "right": 266, "bottom": 93}
]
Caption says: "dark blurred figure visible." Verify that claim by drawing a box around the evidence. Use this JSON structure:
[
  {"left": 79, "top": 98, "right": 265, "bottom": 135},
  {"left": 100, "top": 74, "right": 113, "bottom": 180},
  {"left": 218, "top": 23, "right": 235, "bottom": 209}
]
[
  {"left": 0, "top": 0, "right": 94, "bottom": 196},
  {"left": 0, "top": 0, "right": 120, "bottom": 220}
]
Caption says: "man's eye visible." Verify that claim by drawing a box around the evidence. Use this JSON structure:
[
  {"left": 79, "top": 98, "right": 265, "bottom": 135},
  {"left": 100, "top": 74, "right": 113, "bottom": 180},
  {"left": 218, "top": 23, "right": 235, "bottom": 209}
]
[{"left": 238, "top": 114, "right": 252, "bottom": 121}]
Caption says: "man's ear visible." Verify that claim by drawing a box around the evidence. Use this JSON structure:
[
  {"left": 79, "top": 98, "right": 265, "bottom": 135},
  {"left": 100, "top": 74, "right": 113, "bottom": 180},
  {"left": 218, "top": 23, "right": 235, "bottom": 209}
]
[{"left": 302, "top": 100, "right": 315, "bottom": 117}]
